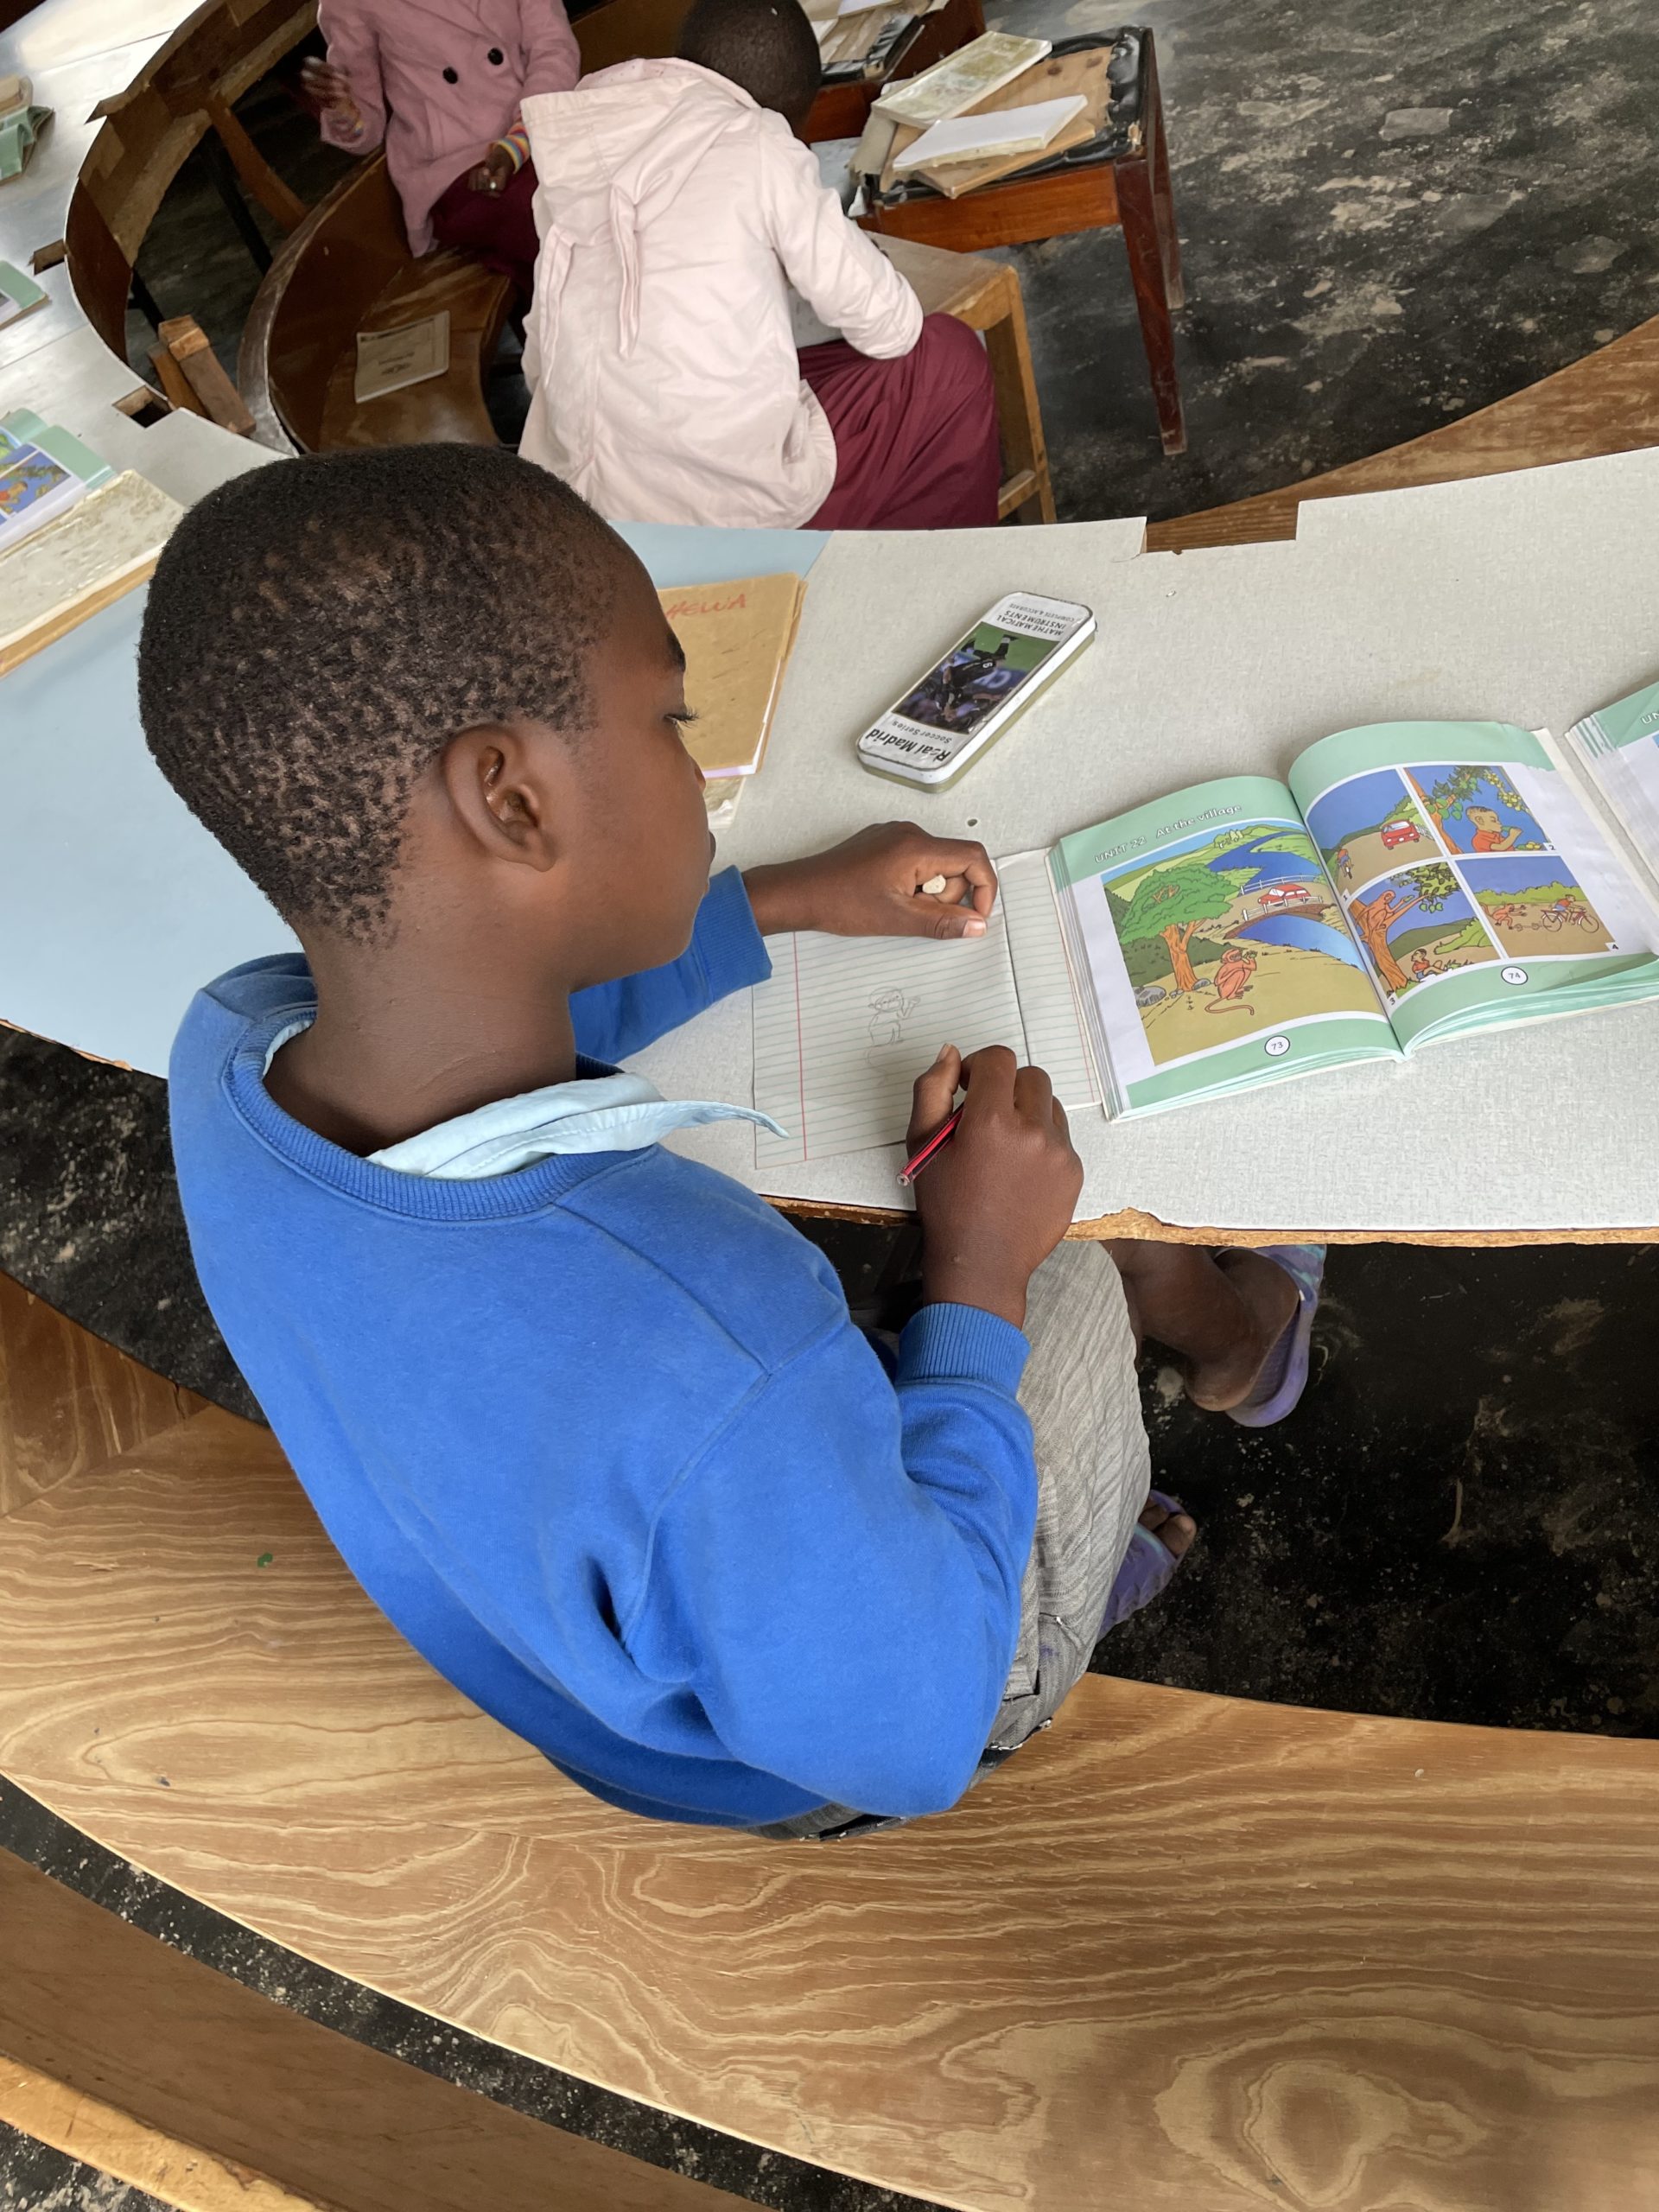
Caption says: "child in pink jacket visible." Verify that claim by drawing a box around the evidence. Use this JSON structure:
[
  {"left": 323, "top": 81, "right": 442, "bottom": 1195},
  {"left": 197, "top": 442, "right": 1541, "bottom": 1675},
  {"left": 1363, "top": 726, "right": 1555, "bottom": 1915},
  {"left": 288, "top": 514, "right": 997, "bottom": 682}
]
[
  {"left": 518, "top": 0, "right": 1001, "bottom": 530},
  {"left": 302, "top": 0, "right": 580, "bottom": 301}
]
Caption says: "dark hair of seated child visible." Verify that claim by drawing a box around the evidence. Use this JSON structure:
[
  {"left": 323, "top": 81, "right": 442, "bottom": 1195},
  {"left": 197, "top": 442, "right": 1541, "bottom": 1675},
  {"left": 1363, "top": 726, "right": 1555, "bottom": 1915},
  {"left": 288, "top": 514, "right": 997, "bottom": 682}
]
[
  {"left": 138, "top": 443, "right": 715, "bottom": 1153},
  {"left": 677, "top": 0, "right": 823, "bottom": 130}
]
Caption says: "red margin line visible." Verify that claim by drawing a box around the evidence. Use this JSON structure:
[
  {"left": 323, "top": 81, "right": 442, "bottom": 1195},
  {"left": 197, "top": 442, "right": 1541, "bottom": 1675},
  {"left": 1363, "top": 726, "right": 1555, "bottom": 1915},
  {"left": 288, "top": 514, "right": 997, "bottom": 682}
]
[{"left": 791, "top": 935, "right": 808, "bottom": 1158}]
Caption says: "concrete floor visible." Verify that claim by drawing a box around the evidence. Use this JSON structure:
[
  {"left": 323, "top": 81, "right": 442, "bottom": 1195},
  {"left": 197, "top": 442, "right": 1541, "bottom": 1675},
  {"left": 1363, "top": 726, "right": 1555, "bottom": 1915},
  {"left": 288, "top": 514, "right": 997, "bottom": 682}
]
[
  {"left": 989, "top": 0, "right": 1659, "bottom": 518},
  {"left": 0, "top": 2125, "right": 163, "bottom": 2212},
  {"left": 3, "top": 0, "right": 1658, "bottom": 2204}
]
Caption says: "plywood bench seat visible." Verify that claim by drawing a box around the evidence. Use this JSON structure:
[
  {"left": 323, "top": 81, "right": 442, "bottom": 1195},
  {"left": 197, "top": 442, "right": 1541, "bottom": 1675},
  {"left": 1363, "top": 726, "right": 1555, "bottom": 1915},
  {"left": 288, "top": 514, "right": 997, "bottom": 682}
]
[
  {"left": 3, "top": 1266, "right": 1659, "bottom": 2212},
  {"left": 238, "top": 149, "right": 514, "bottom": 454}
]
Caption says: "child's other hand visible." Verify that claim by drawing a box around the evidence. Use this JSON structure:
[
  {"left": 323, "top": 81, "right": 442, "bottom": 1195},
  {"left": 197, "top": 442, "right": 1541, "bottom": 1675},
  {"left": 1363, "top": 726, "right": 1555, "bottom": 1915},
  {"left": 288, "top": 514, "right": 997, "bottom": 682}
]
[
  {"left": 910, "top": 1045, "right": 1082, "bottom": 1331},
  {"left": 300, "top": 58, "right": 358, "bottom": 117},
  {"left": 743, "top": 823, "right": 996, "bottom": 940},
  {"left": 467, "top": 145, "right": 517, "bottom": 194}
]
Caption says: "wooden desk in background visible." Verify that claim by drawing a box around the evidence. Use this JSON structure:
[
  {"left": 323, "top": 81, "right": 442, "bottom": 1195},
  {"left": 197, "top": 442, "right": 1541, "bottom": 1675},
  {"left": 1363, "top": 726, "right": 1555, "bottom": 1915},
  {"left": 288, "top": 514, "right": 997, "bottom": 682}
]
[{"left": 861, "top": 28, "right": 1187, "bottom": 455}]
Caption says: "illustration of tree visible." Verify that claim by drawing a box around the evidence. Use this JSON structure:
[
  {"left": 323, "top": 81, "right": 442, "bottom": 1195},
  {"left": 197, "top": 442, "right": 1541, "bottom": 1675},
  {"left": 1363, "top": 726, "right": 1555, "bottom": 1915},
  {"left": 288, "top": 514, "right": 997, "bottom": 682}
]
[
  {"left": 1116, "top": 859, "right": 1249, "bottom": 993},
  {"left": 1351, "top": 863, "right": 1459, "bottom": 992},
  {"left": 1408, "top": 766, "right": 1524, "bottom": 834}
]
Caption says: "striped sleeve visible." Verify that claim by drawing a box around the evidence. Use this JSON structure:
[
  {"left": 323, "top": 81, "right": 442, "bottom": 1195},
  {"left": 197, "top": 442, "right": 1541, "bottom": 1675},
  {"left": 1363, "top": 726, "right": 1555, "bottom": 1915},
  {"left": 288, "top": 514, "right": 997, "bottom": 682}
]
[{"left": 491, "top": 118, "right": 532, "bottom": 169}]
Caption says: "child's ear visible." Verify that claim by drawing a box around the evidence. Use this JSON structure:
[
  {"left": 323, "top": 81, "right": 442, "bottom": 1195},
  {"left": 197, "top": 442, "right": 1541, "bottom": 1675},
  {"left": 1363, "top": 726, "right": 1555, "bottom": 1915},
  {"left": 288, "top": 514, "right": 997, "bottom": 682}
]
[{"left": 440, "top": 724, "right": 566, "bottom": 873}]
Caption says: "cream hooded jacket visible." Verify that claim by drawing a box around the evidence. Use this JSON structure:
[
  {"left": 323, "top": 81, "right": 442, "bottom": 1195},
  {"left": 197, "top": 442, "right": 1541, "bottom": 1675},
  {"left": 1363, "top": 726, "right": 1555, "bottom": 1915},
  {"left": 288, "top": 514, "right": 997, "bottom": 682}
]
[{"left": 518, "top": 60, "right": 924, "bottom": 527}]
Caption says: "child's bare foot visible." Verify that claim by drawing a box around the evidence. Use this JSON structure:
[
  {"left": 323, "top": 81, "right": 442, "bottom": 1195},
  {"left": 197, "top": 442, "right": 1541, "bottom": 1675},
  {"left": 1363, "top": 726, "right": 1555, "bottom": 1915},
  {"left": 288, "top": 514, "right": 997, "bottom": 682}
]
[
  {"left": 1141, "top": 1493, "right": 1196, "bottom": 1556},
  {"left": 1179, "top": 1249, "right": 1299, "bottom": 1412},
  {"left": 1101, "top": 1491, "right": 1197, "bottom": 1632}
]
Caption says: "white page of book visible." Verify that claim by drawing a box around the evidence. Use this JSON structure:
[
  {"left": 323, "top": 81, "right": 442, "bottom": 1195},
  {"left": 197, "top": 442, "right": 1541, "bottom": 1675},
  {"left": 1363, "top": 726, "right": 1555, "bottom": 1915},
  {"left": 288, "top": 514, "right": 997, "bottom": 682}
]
[
  {"left": 1570, "top": 698, "right": 1659, "bottom": 864},
  {"left": 1511, "top": 754, "right": 1659, "bottom": 953},
  {"left": 1600, "top": 745, "right": 1659, "bottom": 855},
  {"left": 995, "top": 848, "right": 1099, "bottom": 1105},
  {"left": 751, "top": 850, "right": 1101, "bottom": 1167}
]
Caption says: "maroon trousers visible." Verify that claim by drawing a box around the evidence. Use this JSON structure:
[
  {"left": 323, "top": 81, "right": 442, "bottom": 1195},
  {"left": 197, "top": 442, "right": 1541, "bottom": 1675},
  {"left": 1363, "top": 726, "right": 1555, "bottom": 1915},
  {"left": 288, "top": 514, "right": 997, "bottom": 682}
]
[
  {"left": 800, "top": 312, "right": 1001, "bottom": 531},
  {"left": 429, "top": 158, "right": 541, "bottom": 302}
]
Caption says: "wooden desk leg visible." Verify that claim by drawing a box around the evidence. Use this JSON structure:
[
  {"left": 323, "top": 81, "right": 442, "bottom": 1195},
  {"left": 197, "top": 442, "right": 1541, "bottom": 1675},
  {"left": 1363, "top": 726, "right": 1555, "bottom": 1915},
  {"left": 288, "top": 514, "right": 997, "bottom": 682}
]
[
  {"left": 1144, "top": 35, "right": 1185, "bottom": 311},
  {"left": 983, "top": 276, "right": 1056, "bottom": 524},
  {"left": 1116, "top": 150, "right": 1186, "bottom": 456},
  {"left": 205, "top": 92, "right": 308, "bottom": 236}
]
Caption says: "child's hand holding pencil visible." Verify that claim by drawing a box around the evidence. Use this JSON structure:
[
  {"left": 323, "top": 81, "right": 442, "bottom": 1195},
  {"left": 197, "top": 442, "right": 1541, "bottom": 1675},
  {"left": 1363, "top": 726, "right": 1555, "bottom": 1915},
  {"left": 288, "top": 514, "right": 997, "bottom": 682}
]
[{"left": 904, "top": 1043, "right": 1082, "bottom": 1332}]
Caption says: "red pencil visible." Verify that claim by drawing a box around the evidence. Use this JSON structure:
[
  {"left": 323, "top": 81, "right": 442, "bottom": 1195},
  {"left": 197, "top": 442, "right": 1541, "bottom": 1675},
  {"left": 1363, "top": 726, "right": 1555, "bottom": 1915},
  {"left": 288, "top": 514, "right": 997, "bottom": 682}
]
[{"left": 897, "top": 1104, "right": 963, "bottom": 1188}]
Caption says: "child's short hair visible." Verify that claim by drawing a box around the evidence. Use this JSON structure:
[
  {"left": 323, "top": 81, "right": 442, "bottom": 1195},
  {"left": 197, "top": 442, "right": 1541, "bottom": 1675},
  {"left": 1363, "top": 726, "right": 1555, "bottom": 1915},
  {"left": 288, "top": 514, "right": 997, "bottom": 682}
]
[
  {"left": 138, "top": 445, "right": 618, "bottom": 941},
  {"left": 678, "top": 0, "right": 822, "bottom": 124}
]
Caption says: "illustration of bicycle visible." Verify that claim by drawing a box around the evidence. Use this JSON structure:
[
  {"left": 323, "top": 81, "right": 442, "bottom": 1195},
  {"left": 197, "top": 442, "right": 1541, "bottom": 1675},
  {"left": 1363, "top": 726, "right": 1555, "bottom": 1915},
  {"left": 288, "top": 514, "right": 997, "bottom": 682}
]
[{"left": 1539, "top": 903, "right": 1596, "bottom": 933}]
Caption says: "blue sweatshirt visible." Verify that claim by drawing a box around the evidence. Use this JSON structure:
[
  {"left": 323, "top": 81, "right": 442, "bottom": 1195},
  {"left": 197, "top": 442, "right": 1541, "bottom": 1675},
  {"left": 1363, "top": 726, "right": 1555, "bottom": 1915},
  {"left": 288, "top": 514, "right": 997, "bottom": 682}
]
[{"left": 168, "top": 869, "right": 1038, "bottom": 1827}]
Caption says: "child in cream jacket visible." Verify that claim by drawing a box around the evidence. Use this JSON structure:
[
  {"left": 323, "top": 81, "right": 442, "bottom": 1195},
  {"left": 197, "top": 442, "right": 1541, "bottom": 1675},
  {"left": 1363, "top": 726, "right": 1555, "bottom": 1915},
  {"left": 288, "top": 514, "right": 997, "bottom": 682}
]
[{"left": 519, "top": 0, "right": 1000, "bottom": 531}]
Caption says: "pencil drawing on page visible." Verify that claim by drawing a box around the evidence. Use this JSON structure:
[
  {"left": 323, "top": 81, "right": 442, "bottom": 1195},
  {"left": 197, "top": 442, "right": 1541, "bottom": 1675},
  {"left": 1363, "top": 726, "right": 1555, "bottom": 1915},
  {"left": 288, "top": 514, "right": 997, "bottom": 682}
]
[{"left": 866, "top": 986, "right": 920, "bottom": 1051}]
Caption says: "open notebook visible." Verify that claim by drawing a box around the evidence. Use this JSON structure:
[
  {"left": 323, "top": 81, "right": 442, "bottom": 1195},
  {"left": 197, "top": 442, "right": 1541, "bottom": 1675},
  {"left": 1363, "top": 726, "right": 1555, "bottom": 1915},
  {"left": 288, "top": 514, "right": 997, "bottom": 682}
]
[
  {"left": 752, "top": 853, "right": 1096, "bottom": 1167},
  {"left": 752, "top": 690, "right": 1659, "bottom": 1163}
]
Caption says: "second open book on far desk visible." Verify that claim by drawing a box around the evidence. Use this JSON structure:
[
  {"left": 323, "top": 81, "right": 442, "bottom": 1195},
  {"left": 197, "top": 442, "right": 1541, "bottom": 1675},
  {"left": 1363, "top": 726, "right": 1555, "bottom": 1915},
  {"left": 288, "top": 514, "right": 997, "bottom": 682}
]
[{"left": 751, "top": 683, "right": 1659, "bottom": 1165}]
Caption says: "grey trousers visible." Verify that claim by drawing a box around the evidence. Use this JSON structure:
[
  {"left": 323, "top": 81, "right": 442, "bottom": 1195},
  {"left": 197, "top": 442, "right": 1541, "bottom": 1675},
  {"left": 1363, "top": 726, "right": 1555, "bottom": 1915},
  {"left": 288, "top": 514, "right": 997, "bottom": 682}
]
[{"left": 758, "top": 1243, "right": 1153, "bottom": 1840}]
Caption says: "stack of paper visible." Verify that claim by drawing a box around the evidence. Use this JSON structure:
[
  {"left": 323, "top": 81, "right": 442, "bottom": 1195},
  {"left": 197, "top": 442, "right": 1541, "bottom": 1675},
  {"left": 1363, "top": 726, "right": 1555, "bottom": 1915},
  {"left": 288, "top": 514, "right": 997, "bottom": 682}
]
[
  {"left": 874, "top": 32, "right": 1051, "bottom": 126},
  {"left": 705, "top": 780, "right": 745, "bottom": 830},
  {"left": 893, "top": 94, "right": 1087, "bottom": 169},
  {"left": 0, "top": 471, "right": 185, "bottom": 676},
  {"left": 659, "top": 572, "right": 807, "bottom": 790}
]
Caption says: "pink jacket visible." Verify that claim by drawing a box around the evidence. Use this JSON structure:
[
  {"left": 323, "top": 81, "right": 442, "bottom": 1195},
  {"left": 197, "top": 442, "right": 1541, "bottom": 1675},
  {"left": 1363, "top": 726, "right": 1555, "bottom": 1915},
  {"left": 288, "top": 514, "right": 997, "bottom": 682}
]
[
  {"left": 518, "top": 60, "right": 923, "bottom": 528},
  {"left": 318, "top": 0, "right": 579, "bottom": 254}
]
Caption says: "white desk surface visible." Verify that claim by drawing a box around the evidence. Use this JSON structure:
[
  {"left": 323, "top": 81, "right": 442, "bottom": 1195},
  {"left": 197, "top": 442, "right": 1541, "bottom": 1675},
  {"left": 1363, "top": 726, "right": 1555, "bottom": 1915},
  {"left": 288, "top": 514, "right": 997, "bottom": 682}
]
[
  {"left": 5, "top": 447, "right": 1659, "bottom": 1237},
  {"left": 639, "top": 451, "right": 1659, "bottom": 1236}
]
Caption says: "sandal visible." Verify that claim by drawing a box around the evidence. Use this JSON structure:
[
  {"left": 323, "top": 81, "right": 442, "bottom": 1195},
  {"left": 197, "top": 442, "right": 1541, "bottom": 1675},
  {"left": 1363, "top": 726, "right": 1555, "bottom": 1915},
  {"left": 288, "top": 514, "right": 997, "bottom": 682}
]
[
  {"left": 1100, "top": 1489, "right": 1190, "bottom": 1632},
  {"left": 1226, "top": 1243, "right": 1325, "bottom": 1428}
]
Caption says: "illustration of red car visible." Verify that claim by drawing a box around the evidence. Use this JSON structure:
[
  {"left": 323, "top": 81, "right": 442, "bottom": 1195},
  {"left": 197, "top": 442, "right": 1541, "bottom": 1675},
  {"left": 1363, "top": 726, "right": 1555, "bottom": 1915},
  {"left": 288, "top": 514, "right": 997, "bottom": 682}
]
[
  {"left": 1380, "top": 819, "right": 1421, "bottom": 849},
  {"left": 1256, "top": 882, "right": 1313, "bottom": 908}
]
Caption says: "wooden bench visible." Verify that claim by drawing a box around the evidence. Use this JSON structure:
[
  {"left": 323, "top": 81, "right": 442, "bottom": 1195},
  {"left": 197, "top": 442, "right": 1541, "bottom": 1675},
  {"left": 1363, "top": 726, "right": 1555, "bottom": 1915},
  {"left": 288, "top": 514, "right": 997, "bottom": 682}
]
[
  {"left": 238, "top": 149, "right": 514, "bottom": 452},
  {"left": 3, "top": 1265, "right": 1657, "bottom": 2212},
  {"left": 63, "top": 0, "right": 320, "bottom": 370}
]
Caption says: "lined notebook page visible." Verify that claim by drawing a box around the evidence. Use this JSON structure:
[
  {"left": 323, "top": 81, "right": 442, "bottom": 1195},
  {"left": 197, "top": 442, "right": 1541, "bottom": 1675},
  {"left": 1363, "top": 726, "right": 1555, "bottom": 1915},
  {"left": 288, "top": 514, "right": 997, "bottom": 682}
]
[
  {"left": 998, "top": 849, "right": 1101, "bottom": 1108},
  {"left": 753, "top": 916, "right": 1025, "bottom": 1166}
]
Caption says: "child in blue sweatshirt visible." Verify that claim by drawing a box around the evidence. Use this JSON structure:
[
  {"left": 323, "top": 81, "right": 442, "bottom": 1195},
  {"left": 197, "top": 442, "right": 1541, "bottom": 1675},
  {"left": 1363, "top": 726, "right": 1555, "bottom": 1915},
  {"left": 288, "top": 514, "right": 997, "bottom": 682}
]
[{"left": 140, "top": 447, "right": 1319, "bottom": 1836}]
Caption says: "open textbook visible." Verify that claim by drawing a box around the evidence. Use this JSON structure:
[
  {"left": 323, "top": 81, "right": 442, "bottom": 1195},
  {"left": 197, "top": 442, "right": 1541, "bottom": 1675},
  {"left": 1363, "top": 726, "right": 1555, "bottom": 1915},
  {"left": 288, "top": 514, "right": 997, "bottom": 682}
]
[{"left": 751, "top": 689, "right": 1659, "bottom": 1162}]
